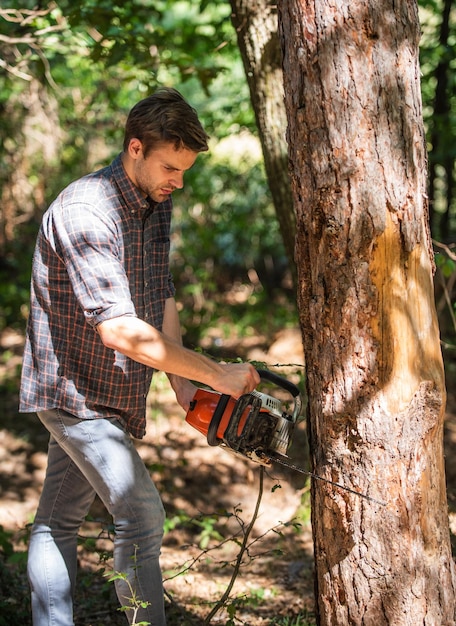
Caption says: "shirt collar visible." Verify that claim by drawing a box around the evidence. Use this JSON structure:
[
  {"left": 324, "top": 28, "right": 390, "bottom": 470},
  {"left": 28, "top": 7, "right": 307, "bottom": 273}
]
[{"left": 111, "top": 153, "right": 150, "bottom": 217}]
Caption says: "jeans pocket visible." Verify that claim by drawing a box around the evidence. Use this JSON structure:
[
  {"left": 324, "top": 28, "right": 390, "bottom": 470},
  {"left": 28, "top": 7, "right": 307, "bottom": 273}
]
[{"left": 38, "top": 408, "right": 78, "bottom": 445}]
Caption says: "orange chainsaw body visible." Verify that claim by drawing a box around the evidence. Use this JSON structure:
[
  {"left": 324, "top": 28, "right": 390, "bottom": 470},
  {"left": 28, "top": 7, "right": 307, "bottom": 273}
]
[
  {"left": 185, "top": 370, "right": 302, "bottom": 464},
  {"left": 185, "top": 388, "right": 251, "bottom": 440}
]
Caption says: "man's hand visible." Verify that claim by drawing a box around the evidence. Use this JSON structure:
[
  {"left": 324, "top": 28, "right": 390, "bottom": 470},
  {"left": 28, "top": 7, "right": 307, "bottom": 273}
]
[
  {"left": 168, "top": 375, "right": 198, "bottom": 412},
  {"left": 212, "top": 363, "right": 260, "bottom": 398},
  {"left": 169, "top": 362, "right": 259, "bottom": 414}
]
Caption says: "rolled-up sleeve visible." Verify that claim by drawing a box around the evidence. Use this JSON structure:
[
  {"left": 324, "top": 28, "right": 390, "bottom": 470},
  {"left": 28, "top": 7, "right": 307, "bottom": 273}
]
[{"left": 48, "top": 198, "right": 136, "bottom": 327}]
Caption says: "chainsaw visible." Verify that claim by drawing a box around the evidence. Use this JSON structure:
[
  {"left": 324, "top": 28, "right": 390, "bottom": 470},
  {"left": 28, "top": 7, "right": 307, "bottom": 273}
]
[
  {"left": 186, "top": 369, "right": 301, "bottom": 467},
  {"left": 185, "top": 369, "right": 385, "bottom": 506}
]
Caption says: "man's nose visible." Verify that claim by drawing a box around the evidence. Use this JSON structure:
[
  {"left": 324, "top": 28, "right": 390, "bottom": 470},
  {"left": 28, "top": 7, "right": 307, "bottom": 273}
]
[{"left": 170, "top": 172, "right": 184, "bottom": 189}]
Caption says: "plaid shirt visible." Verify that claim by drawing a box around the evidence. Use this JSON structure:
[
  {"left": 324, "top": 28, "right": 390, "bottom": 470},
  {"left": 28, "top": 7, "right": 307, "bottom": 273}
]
[{"left": 19, "top": 154, "right": 176, "bottom": 439}]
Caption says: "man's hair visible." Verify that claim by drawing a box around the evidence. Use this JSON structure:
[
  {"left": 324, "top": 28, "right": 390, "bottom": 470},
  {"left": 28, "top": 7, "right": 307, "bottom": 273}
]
[{"left": 123, "top": 87, "right": 209, "bottom": 156}]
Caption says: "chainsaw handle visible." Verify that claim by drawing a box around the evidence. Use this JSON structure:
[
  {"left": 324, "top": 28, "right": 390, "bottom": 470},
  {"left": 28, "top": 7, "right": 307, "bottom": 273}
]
[
  {"left": 256, "top": 369, "right": 300, "bottom": 398},
  {"left": 256, "top": 369, "right": 302, "bottom": 422},
  {"left": 206, "top": 394, "right": 230, "bottom": 446}
]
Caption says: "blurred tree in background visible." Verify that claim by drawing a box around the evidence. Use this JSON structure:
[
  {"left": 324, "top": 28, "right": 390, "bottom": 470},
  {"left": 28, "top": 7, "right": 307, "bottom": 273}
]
[
  {"left": 420, "top": 0, "right": 456, "bottom": 242},
  {"left": 0, "top": 0, "right": 454, "bottom": 351}
]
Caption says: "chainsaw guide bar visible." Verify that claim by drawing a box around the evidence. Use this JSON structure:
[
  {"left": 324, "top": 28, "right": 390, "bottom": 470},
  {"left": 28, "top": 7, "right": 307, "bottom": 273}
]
[
  {"left": 186, "top": 369, "right": 385, "bottom": 507},
  {"left": 266, "top": 452, "right": 386, "bottom": 506}
]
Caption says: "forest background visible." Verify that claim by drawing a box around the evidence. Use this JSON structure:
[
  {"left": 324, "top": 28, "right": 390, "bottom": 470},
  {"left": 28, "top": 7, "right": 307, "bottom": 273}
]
[{"left": 0, "top": 1, "right": 455, "bottom": 625}]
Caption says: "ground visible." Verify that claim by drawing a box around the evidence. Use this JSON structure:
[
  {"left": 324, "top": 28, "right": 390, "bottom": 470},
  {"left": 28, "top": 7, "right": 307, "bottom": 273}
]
[{"left": 1, "top": 327, "right": 455, "bottom": 626}]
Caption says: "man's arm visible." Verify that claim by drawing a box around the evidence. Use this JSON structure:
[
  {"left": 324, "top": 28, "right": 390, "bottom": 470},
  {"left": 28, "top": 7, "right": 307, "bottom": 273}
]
[
  {"left": 161, "top": 297, "right": 198, "bottom": 410},
  {"left": 96, "top": 309, "right": 259, "bottom": 400},
  {"left": 161, "top": 297, "right": 185, "bottom": 345}
]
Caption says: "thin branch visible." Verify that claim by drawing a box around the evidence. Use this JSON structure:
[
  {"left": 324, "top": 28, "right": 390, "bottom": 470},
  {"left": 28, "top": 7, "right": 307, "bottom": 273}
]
[
  {"left": 0, "top": 7, "right": 55, "bottom": 25},
  {"left": 434, "top": 238, "right": 456, "bottom": 261},
  {"left": 0, "top": 57, "right": 33, "bottom": 81},
  {"left": 30, "top": 43, "right": 59, "bottom": 90},
  {"left": 0, "top": 34, "right": 36, "bottom": 44},
  {"left": 163, "top": 528, "right": 243, "bottom": 583},
  {"left": 438, "top": 269, "right": 456, "bottom": 334},
  {"left": 203, "top": 466, "right": 265, "bottom": 624},
  {"left": 433, "top": 239, "right": 456, "bottom": 334}
]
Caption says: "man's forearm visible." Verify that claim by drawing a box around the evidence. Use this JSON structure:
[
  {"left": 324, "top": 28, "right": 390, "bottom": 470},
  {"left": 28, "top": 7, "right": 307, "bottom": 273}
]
[
  {"left": 97, "top": 314, "right": 220, "bottom": 382},
  {"left": 161, "top": 297, "right": 183, "bottom": 345},
  {"left": 161, "top": 298, "right": 194, "bottom": 393},
  {"left": 97, "top": 310, "right": 260, "bottom": 397}
]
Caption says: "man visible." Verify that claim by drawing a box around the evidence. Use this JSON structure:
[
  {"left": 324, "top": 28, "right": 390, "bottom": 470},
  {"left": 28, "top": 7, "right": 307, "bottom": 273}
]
[{"left": 20, "top": 87, "right": 259, "bottom": 626}]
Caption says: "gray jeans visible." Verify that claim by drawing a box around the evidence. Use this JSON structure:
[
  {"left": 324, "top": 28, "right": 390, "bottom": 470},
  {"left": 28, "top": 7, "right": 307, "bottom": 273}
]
[{"left": 28, "top": 408, "right": 166, "bottom": 626}]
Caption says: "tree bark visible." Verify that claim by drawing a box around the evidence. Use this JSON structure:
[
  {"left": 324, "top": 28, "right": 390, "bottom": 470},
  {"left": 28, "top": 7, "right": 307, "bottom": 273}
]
[
  {"left": 229, "top": 0, "right": 297, "bottom": 282},
  {"left": 278, "top": 0, "right": 456, "bottom": 624}
]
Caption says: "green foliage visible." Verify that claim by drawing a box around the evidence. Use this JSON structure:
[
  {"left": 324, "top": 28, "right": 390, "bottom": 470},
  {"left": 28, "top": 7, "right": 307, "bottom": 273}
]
[
  {"left": 294, "top": 490, "right": 312, "bottom": 527},
  {"left": 171, "top": 130, "right": 296, "bottom": 346},
  {"left": 63, "top": 0, "right": 235, "bottom": 91},
  {"left": 269, "top": 611, "right": 316, "bottom": 626},
  {"left": 0, "top": 525, "right": 29, "bottom": 626},
  {"left": 190, "top": 514, "right": 225, "bottom": 549},
  {"left": 173, "top": 141, "right": 281, "bottom": 271},
  {"left": 434, "top": 244, "right": 456, "bottom": 352},
  {"left": 419, "top": 0, "right": 456, "bottom": 238},
  {"left": 436, "top": 251, "right": 456, "bottom": 278},
  {"left": 221, "top": 587, "right": 279, "bottom": 626},
  {"left": 1, "top": 0, "right": 285, "bottom": 344},
  {"left": 105, "top": 545, "right": 151, "bottom": 625},
  {"left": 164, "top": 509, "right": 229, "bottom": 549},
  {"left": 0, "top": 231, "right": 34, "bottom": 331},
  {"left": 0, "top": 525, "right": 15, "bottom": 560}
]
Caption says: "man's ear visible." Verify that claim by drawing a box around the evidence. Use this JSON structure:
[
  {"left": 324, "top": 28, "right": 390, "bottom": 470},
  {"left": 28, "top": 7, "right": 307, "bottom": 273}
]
[{"left": 128, "top": 138, "right": 143, "bottom": 159}]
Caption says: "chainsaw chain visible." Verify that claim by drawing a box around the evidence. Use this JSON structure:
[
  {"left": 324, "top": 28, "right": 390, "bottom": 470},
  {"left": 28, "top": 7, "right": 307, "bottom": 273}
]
[{"left": 267, "top": 453, "right": 386, "bottom": 506}]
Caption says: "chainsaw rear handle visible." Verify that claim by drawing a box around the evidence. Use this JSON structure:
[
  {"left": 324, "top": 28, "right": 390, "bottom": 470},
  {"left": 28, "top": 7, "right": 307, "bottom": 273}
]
[
  {"left": 257, "top": 369, "right": 302, "bottom": 423},
  {"left": 256, "top": 369, "right": 300, "bottom": 398}
]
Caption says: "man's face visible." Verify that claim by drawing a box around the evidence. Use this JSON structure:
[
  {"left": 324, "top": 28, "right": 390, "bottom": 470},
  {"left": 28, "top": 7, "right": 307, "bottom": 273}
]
[{"left": 124, "top": 140, "right": 198, "bottom": 203}]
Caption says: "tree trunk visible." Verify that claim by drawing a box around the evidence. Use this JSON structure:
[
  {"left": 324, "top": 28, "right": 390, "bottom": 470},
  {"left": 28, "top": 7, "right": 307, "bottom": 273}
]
[
  {"left": 229, "top": 0, "right": 297, "bottom": 282},
  {"left": 278, "top": 0, "right": 456, "bottom": 624}
]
